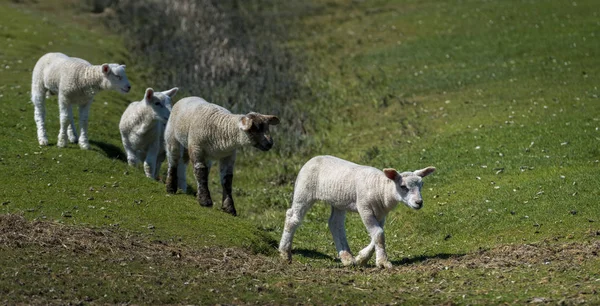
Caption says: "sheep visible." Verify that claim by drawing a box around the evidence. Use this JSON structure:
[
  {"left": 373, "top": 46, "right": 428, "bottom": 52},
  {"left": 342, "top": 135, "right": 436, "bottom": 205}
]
[
  {"left": 31, "top": 52, "right": 131, "bottom": 149},
  {"left": 279, "top": 155, "right": 435, "bottom": 268},
  {"left": 164, "top": 96, "right": 280, "bottom": 216},
  {"left": 119, "top": 87, "right": 179, "bottom": 179}
]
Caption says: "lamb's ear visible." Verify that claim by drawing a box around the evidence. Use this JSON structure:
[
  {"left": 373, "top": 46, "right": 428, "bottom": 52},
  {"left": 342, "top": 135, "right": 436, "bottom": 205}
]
[
  {"left": 238, "top": 116, "right": 253, "bottom": 131},
  {"left": 120, "top": 64, "right": 126, "bottom": 69},
  {"left": 266, "top": 115, "right": 280, "bottom": 126},
  {"left": 144, "top": 88, "right": 154, "bottom": 103},
  {"left": 163, "top": 87, "right": 179, "bottom": 98},
  {"left": 101, "top": 64, "right": 111, "bottom": 76},
  {"left": 383, "top": 168, "right": 399, "bottom": 180},
  {"left": 414, "top": 166, "right": 436, "bottom": 178}
]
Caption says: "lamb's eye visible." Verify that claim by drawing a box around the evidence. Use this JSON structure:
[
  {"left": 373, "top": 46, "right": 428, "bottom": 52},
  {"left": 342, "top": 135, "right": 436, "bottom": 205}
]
[
  {"left": 154, "top": 102, "right": 161, "bottom": 106},
  {"left": 400, "top": 185, "right": 409, "bottom": 192},
  {"left": 116, "top": 75, "right": 122, "bottom": 80}
]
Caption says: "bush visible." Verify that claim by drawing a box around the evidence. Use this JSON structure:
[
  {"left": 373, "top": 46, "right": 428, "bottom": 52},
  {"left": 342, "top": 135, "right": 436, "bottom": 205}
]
[{"left": 104, "top": 0, "right": 309, "bottom": 154}]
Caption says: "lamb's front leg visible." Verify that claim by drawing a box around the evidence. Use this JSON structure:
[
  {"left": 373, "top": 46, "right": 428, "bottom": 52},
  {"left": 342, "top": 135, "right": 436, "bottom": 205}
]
[
  {"left": 329, "top": 207, "right": 354, "bottom": 266},
  {"left": 67, "top": 104, "right": 78, "bottom": 144},
  {"left": 192, "top": 157, "right": 213, "bottom": 208},
  {"left": 359, "top": 212, "right": 392, "bottom": 268},
  {"left": 77, "top": 101, "right": 92, "bottom": 150},
  {"left": 219, "top": 154, "right": 236, "bottom": 216},
  {"left": 144, "top": 139, "right": 160, "bottom": 179}
]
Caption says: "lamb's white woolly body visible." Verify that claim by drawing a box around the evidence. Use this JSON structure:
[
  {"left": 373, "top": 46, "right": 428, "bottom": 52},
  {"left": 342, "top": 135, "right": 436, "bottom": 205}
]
[
  {"left": 164, "top": 96, "right": 279, "bottom": 216},
  {"left": 279, "top": 155, "right": 435, "bottom": 268},
  {"left": 31, "top": 52, "right": 131, "bottom": 149},
  {"left": 119, "top": 87, "right": 178, "bottom": 179}
]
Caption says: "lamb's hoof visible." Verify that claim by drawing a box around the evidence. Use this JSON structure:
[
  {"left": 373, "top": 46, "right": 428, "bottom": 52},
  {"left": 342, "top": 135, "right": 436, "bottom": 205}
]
[
  {"left": 279, "top": 251, "right": 292, "bottom": 263},
  {"left": 376, "top": 260, "right": 393, "bottom": 269},
  {"left": 221, "top": 206, "right": 237, "bottom": 216},
  {"left": 56, "top": 139, "right": 67, "bottom": 148},
  {"left": 79, "top": 143, "right": 90, "bottom": 150},
  {"left": 355, "top": 254, "right": 370, "bottom": 266},
  {"left": 199, "top": 199, "right": 213, "bottom": 207},
  {"left": 38, "top": 138, "right": 49, "bottom": 146},
  {"left": 339, "top": 251, "right": 356, "bottom": 266},
  {"left": 166, "top": 185, "right": 177, "bottom": 194},
  {"left": 68, "top": 136, "right": 78, "bottom": 144}
]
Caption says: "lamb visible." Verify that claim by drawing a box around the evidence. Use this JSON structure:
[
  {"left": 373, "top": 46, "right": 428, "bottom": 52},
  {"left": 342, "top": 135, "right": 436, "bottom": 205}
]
[
  {"left": 164, "top": 96, "right": 280, "bottom": 216},
  {"left": 279, "top": 155, "right": 435, "bottom": 268},
  {"left": 119, "top": 87, "right": 179, "bottom": 179},
  {"left": 31, "top": 52, "right": 131, "bottom": 149}
]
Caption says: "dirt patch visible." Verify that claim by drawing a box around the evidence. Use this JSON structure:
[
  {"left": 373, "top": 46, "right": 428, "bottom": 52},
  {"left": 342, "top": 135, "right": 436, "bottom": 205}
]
[
  {"left": 0, "top": 214, "right": 278, "bottom": 272},
  {"left": 2, "top": 213, "right": 598, "bottom": 274}
]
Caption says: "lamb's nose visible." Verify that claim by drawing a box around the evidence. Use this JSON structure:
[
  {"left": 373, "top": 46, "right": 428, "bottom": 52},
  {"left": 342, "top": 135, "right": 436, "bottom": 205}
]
[{"left": 415, "top": 199, "right": 423, "bottom": 206}]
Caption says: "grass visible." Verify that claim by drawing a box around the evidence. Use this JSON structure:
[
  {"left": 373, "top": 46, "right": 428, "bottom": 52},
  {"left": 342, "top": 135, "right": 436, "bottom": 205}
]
[
  {"left": 0, "top": 0, "right": 276, "bottom": 254},
  {"left": 1, "top": 0, "right": 599, "bottom": 304}
]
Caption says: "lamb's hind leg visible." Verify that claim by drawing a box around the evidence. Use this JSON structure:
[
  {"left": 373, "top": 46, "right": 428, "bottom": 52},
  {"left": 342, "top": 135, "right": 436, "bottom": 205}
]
[
  {"left": 56, "top": 96, "right": 69, "bottom": 148},
  {"left": 279, "top": 195, "right": 315, "bottom": 263},
  {"left": 166, "top": 141, "right": 181, "bottom": 194},
  {"left": 190, "top": 148, "right": 213, "bottom": 207},
  {"left": 31, "top": 86, "right": 48, "bottom": 146},
  {"left": 329, "top": 207, "right": 355, "bottom": 266}
]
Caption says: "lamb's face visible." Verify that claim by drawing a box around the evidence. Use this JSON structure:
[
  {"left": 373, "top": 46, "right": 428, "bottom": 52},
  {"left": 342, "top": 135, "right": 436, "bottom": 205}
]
[
  {"left": 239, "top": 112, "right": 280, "bottom": 151},
  {"left": 397, "top": 174, "right": 425, "bottom": 210},
  {"left": 384, "top": 166, "right": 435, "bottom": 210},
  {"left": 144, "top": 87, "right": 178, "bottom": 123},
  {"left": 102, "top": 64, "right": 131, "bottom": 94}
]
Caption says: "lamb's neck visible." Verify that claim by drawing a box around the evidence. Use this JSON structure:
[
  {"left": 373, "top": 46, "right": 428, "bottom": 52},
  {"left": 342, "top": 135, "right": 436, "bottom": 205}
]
[
  {"left": 78, "top": 65, "right": 106, "bottom": 95},
  {"left": 139, "top": 107, "right": 160, "bottom": 131},
  {"left": 382, "top": 179, "right": 401, "bottom": 211},
  {"left": 211, "top": 114, "right": 247, "bottom": 152}
]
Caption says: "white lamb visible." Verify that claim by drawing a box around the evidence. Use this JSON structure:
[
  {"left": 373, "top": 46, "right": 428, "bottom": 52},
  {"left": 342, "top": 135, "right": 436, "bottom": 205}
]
[
  {"left": 279, "top": 155, "right": 435, "bottom": 268},
  {"left": 164, "top": 96, "right": 280, "bottom": 216},
  {"left": 31, "top": 52, "right": 131, "bottom": 149},
  {"left": 119, "top": 87, "right": 178, "bottom": 179}
]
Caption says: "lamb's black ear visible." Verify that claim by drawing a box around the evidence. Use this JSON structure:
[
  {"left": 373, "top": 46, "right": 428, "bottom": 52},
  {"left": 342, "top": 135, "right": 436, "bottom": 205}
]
[
  {"left": 144, "top": 88, "right": 154, "bottom": 103},
  {"left": 383, "top": 168, "right": 398, "bottom": 180},
  {"left": 266, "top": 115, "right": 280, "bottom": 125},
  {"left": 238, "top": 115, "right": 253, "bottom": 131},
  {"left": 414, "top": 166, "right": 436, "bottom": 178},
  {"left": 101, "top": 64, "right": 111, "bottom": 76}
]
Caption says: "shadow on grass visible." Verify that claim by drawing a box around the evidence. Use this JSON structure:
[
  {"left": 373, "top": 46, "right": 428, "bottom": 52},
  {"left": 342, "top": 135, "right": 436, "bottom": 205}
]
[
  {"left": 392, "top": 252, "right": 465, "bottom": 266},
  {"left": 294, "top": 248, "right": 334, "bottom": 261},
  {"left": 90, "top": 140, "right": 126, "bottom": 162}
]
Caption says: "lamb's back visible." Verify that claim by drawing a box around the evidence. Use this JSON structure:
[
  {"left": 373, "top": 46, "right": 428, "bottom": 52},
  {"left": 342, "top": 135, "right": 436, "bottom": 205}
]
[{"left": 297, "top": 155, "right": 384, "bottom": 207}]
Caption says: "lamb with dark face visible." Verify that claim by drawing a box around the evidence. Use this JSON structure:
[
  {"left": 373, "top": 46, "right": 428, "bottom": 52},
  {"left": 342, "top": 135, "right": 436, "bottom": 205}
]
[{"left": 164, "top": 96, "right": 280, "bottom": 216}]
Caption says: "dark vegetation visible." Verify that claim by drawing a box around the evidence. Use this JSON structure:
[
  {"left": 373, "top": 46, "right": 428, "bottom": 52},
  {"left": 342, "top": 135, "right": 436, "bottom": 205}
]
[{"left": 103, "top": 0, "right": 310, "bottom": 154}]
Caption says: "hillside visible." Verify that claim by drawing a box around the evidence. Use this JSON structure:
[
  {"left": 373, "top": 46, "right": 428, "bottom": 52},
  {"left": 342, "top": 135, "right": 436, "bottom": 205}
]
[{"left": 1, "top": 0, "right": 599, "bottom": 304}]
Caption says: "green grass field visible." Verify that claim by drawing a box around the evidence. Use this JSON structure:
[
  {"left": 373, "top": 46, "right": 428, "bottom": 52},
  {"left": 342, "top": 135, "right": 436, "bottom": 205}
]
[{"left": 1, "top": 0, "right": 599, "bottom": 304}]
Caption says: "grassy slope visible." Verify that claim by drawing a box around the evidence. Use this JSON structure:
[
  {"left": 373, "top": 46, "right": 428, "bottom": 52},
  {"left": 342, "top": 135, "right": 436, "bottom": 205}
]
[
  {"left": 1, "top": 0, "right": 599, "bottom": 304},
  {"left": 236, "top": 0, "right": 600, "bottom": 260},
  {"left": 0, "top": 1, "right": 275, "bottom": 254}
]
